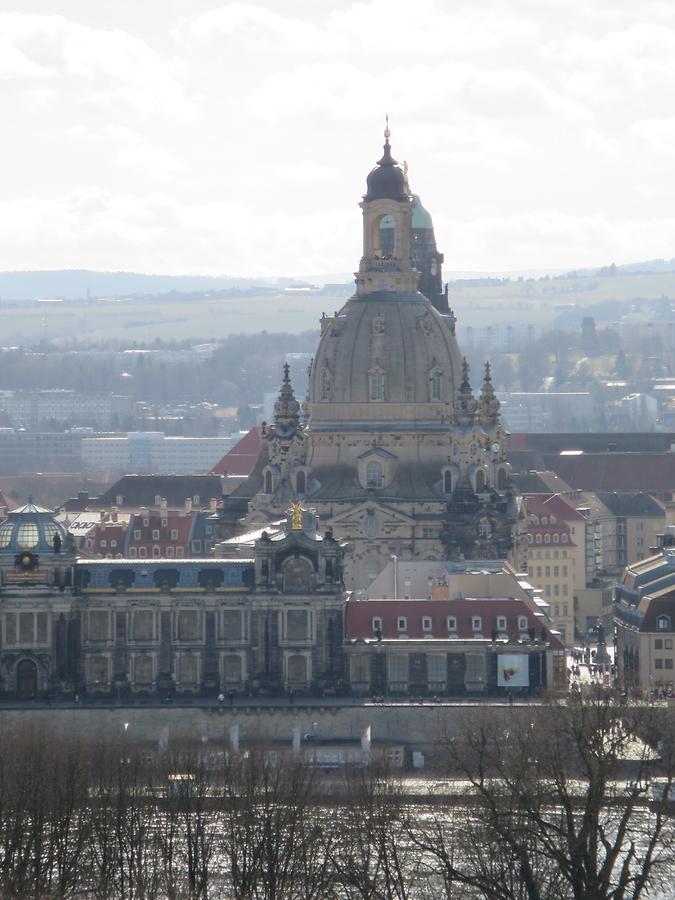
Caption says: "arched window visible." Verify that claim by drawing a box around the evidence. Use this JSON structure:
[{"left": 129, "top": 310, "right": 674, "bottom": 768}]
[
  {"left": 264, "top": 471, "right": 272, "bottom": 494},
  {"left": 544, "top": 533, "right": 551, "bottom": 544},
  {"left": 497, "top": 467, "right": 508, "bottom": 490},
  {"left": 320, "top": 369, "right": 331, "bottom": 401},
  {"left": 296, "top": 470, "right": 306, "bottom": 495},
  {"left": 475, "top": 470, "right": 486, "bottom": 492},
  {"left": 443, "top": 470, "right": 452, "bottom": 494},
  {"left": 657, "top": 615, "right": 671, "bottom": 631},
  {"left": 430, "top": 370, "right": 442, "bottom": 401},
  {"left": 366, "top": 461, "right": 384, "bottom": 488},
  {"left": 369, "top": 370, "right": 385, "bottom": 401},
  {"left": 561, "top": 533, "right": 568, "bottom": 543}
]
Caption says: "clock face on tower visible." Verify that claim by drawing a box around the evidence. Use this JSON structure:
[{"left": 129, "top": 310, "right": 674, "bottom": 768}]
[{"left": 492, "top": 442, "right": 500, "bottom": 454}]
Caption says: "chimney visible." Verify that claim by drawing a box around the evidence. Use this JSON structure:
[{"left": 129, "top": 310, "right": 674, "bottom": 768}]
[
  {"left": 160, "top": 497, "right": 168, "bottom": 513},
  {"left": 209, "top": 498, "right": 218, "bottom": 513},
  {"left": 111, "top": 506, "right": 118, "bottom": 523},
  {"left": 185, "top": 498, "right": 193, "bottom": 513}
]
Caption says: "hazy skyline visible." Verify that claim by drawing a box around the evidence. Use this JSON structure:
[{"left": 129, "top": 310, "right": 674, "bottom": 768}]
[{"left": 2, "top": 0, "right": 675, "bottom": 278}]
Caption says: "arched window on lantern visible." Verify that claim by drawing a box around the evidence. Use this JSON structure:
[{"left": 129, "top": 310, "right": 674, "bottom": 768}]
[
  {"left": 369, "top": 369, "right": 385, "bottom": 401},
  {"left": 296, "top": 470, "right": 306, "bottom": 495},
  {"left": 443, "top": 470, "right": 452, "bottom": 494},
  {"left": 320, "top": 369, "right": 331, "bottom": 401},
  {"left": 430, "top": 369, "right": 443, "bottom": 401},
  {"left": 264, "top": 470, "right": 272, "bottom": 494},
  {"left": 366, "top": 461, "right": 384, "bottom": 488}
]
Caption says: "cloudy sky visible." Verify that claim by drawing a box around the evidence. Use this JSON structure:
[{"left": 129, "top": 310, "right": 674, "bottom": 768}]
[{"left": 2, "top": 0, "right": 675, "bottom": 278}]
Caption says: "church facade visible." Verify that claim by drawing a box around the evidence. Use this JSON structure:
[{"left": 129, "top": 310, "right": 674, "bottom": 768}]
[{"left": 223, "top": 128, "right": 524, "bottom": 589}]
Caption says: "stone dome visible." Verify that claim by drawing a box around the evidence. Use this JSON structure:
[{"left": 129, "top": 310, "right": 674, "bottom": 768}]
[
  {"left": 364, "top": 140, "right": 408, "bottom": 202},
  {"left": 309, "top": 291, "right": 462, "bottom": 426},
  {"left": 0, "top": 499, "right": 68, "bottom": 555}
]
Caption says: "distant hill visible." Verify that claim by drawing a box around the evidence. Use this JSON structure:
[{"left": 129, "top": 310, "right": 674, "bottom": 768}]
[{"left": 0, "top": 270, "right": 268, "bottom": 301}]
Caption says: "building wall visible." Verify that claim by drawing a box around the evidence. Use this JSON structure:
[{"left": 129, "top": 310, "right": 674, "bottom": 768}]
[{"left": 526, "top": 543, "right": 574, "bottom": 644}]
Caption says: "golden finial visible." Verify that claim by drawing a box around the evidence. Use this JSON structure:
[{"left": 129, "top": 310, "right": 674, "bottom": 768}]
[
  {"left": 290, "top": 501, "right": 304, "bottom": 530},
  {"left": 384, "top": 113, "right": 390, "bottom": 141}
]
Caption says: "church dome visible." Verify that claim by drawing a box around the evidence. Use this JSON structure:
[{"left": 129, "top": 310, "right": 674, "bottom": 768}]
[
  {"left": 364, "top": 140, "right": 408, "bottom": 202},
  {"left": 0, "top": 499, "right": 68, "bottom": 555},
  {"left": 309, "top": 291, "right": 461, "bottom": 424}
]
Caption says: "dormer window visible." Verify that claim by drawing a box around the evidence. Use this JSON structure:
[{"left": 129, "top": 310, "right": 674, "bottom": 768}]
[
  {"left": 657, "top": 615, "right": 671, "bottom": 631},
  {"left": 496, "top": 615, "right": 507, "bottom": 631},
  {"left": 422, "top": 616, "right": 433, "bottom": 632},
  {"left": 518, "top": 615, "right": 528, "bottom": 631},
  {"left": 372, "top": 616, "right": 382, "bottom": 635},
  {"left": 544, "top": 534, "right": 551, "bottom": 544},
  {"left": 472, "top": 616, "right": 482, "bottom": 632},
  {"left": 561, "top": 534, "right": 568, "bottom": 543},
  {"left": 447, "top": 616, "right": 457, "bottom": 632},
  {"left": 397, "top": 616, "right": 407, "bottom": 633},
  {"left": 553, "top": 533, "right": 559, "bottom": 543}
]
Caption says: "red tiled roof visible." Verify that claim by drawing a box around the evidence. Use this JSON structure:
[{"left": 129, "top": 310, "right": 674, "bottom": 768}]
[
  {"left": 128, "top": 510, "right": 194, "bottom": 551},
  {"left": 345, "top": 598, "right": 562, "bottom": 648},
  {"left": 210, "top": 427, "right": 262, "bottom": 476},
  {"left": 524, "top": 493, "right": 587, "bottom": 522}
]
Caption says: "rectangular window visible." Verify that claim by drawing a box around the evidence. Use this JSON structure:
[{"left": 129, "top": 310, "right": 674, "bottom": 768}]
[
  {"left": 545, "top": 566, "right": 550, "bottom": 577},
  {"left": 562, "top": 584, "right": 569, "bottom": 596},
  {"left": 656, "top": 639, "right": 663, "bottom": 650},
  {"left": 177, "top": 610, "right": 200, "bottom": 641},
  {"left": 372, "top": 616, "right": 382, "bottom": 634},
  {"left": 496, "top": 616, "right": 507, "bottom": 631},
  {"left": 171, "top": 529, "right": 178, "bottom": 540},
  {"left": 152, "top": 529, "right": 160, "bottom": 540},
  {"left": 397, "top": 616, "right": 407, "bottom": 632},
  {"left": 422, "top": 616, "right": 433, "bottom": 632},
  {"left": 19, "top": 612, "right": 33, "bottom": 644},
  {"left": 518, "top": 616, "right": 528, "bottom": 631},
  {"left": 666, "top": 639, "right": 673, "bottom": 650},
  {"left": 133, "top": 529, "right": 141, "bottom": 540},
  {"left": 152, "top": 546, "right": 161, "bottom": 557},
  {"left": 110, "top": 540, "right": 117, "bottom": 549},
  {"left": 129, "top": 547, "right": 137, "bottom": 557},
  {"left": 100, "top": 540, "right": 107, "bottom": 548},
  {"left": 89, "top": 611, "right": 110, "bottom": 641},
  {"left": 387, "top": 654, "right": 408, "bottom": 683},
  {"left": 553, "top": 566, "right": 559, "bottom": 577},
  {"left": 666, "top": 659, "right": 674, "bottom": 670},
  {"left": 166, "top": 546, "right": 174, "bottom": 557},
  {"left": 447, "top": 616, "right": 457, "bottom": 632},
  {"left": 176, "top": 547, "right": 184, "bottom": 557},
  {"left": 192, "top": 540, "right": 202, "bottom": 552},
  {"left": 472, "top": 616, "right": 482, "bottom": 632},
  {"left": 222, "top": 609, "right": 243, "bottom": 641},
  {"left": 133, "top": 610, "right": 154, "bottom": 641},
  {"left": 655, "top": 659, "right": 664, "bottom": 669},
  {"left": 287, "top": 609, "right": 309, "bottom": 641},
  {"left": 465, "top": 654, "right": 486, "bottom": 682},
  {"left": 427, "top": 654, "right": 446, "bottom": 683}
]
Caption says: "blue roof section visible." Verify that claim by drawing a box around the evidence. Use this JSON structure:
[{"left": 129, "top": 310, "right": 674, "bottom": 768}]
[{"left": 74, "top": 558, "right": 254, "bottom": 591}]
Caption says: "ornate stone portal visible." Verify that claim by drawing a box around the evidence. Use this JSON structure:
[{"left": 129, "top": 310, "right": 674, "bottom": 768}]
[{"left": 226, "top": 127, "right": 525, "bottom": 589}]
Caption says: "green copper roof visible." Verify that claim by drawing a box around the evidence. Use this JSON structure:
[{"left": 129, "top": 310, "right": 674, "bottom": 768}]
[{"left": 379, "top": 195, "right": 433, "bottom": 230}]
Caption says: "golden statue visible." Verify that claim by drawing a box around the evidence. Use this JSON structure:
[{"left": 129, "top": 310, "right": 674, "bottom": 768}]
[{"left": 290, "top": 501, "right": 304, "bottom": 530}]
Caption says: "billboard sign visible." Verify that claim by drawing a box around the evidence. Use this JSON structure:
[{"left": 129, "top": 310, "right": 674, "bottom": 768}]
[{"left": 497, "top": 654, "right": 530, "bottom": 688}]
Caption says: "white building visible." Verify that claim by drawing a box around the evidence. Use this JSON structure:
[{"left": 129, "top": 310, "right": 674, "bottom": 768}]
[{"left": 82, "top": 432, "right": 233, "bottom": 474}]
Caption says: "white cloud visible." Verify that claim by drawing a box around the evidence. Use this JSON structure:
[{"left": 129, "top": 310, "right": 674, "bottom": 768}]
[{"left": 0, "top": 13, "right": 188, "bottom": 115}]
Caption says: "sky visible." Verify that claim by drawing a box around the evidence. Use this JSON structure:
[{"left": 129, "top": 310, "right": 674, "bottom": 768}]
[{"left": 2, "top": 0, "right": 675, "bottom": 278}]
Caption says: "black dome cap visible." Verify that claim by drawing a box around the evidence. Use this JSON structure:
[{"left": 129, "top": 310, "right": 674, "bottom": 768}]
[{"left": 364, "top": 121, "right": 409, "bottom": 202}]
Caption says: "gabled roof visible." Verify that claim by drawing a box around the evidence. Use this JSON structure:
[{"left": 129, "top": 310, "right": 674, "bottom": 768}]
[
  {"left": 210, "top": 427, "right": 262, "bottom": 477},
  {"left": 345, "top": 597, "right": 563, "bottom": 648},
  {"left": 0, "top": 489, "right": 18, "bottom": 513},
  {"left": 357, "top": 447, "right": 397, "bottom": 460},
  {"left": 97, "top": 475, "right": 222, "bottom": 508},
  {"left": 511, "top": 471, "right": 573, "bottom": 494}
]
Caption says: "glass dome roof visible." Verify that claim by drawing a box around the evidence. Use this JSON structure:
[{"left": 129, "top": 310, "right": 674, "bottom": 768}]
[{"left": 0, "top": 499, "right": 68, "bottom": 555}]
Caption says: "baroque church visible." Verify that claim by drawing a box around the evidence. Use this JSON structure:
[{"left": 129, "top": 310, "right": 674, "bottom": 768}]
[{"left": 222, "top": 127, "right": 524, "bottom": 589}]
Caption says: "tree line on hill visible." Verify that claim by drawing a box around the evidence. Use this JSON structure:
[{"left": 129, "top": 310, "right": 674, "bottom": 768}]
[{"left": 0, "top": 698, "right": 672, "bottom": 898}]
